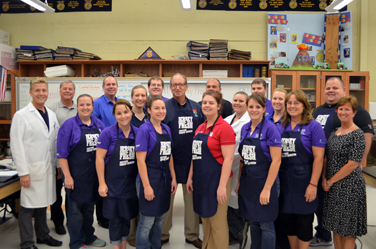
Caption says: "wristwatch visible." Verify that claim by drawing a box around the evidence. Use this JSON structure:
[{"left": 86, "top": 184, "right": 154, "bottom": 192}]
[{"left": 327, "top": 180, "right": 332, "bottom": 187}]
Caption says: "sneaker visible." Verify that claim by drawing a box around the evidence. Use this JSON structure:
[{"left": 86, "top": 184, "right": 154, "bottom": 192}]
[
  {"left": 309, "top": 236, "right": 332, "bottom": 247},
  {"left": 89, "top": 238, "right": 106, "bottom": 247},
  {"left": 79, "top": 246, "right": 87, "bottom": 249},
  {"left": 239, "top": 221, "right": 249, "bottom": 249}
]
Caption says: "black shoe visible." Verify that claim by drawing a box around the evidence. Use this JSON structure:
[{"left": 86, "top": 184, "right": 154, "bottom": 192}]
[
  {"left": 55, "top": 225, "right": 66, "bottom": 235},
  {"left": 98, "top": 220, "right": 109, "bottom": 229},
  {"left": 161, "top": 238, "right": 169, "bottom": 246},
  {"left": 23, "top": 246, "right": 38, "bottom": 249},
  {"left": 36, "top": 236, "right": 62, "bottom": 247}
]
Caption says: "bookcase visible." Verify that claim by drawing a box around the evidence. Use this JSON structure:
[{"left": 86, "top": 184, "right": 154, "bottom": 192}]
[
  {"left": 17, "top": 60, "right": 271, "bottom": 78},
  {"left": 271, "top": 69, "right": 370, "bottom": 111}
]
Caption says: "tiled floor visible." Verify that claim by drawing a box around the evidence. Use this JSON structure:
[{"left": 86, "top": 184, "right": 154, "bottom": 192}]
[{"left": 1, "top": 184, "right": 375, "bottom": 249}]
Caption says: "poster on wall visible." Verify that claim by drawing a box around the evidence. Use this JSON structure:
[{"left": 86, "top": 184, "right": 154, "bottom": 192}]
[
  {"left": 267, "top": 11, "right": 352, "bottom": 70},
  {"left": 1, "top": 0, "right": 112, "bottom": 14},
  {"left": 197, "top": 0, "right": 343, "bottom": 12}
]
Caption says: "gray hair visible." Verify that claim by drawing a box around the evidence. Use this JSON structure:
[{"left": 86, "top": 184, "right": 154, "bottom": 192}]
[{"left": 59, "top": 80, "right": 76, "bottom": 90}]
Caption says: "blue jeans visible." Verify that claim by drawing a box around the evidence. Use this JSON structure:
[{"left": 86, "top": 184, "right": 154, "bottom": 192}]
[
  {"left": 66, "top": 189, "right": 97, "bottom": 249},
  {"left": 250, "top": 221, "right": 276, "bottom": 249},
  {"left": 135, "top": 178, "right": 165, "bottom": 249},
  {"left": 109, "top": 217, "right": 130, "bottom": 245}
]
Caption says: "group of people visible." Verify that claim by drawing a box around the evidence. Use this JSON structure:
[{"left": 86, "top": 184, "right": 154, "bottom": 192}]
[{"left": 10, "top": 74, "right": 372, "bottom": 249}]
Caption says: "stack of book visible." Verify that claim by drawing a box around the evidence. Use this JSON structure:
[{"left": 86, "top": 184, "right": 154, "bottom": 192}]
[
  {"left": 209, "top": 39, "right": 228, "bottom": 60},
  {"left": 187, "top": 41, "right": 209, "bottom": 60},
  {"left": 73, "top": 51, "right": 101, "bottom": 60},
  {"left": 16, "top": 48, "right": 34, "bottom": 60},
  {"left": 228, "top": 49, "right": 251, "bottom": 60},
  {"left": 34, "top": 48, "right": 55, "bottom": 61},
  {"left": 44, "top": 65, "right": 75, "bottom": 77}
]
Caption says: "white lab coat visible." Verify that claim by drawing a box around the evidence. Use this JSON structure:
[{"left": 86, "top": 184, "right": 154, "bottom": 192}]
[
  {"left": 10, "top": 102, "right": 59, "bottom": 208},
  {"left": 224, "top": 112, "right": 251, "bottom": 209}
]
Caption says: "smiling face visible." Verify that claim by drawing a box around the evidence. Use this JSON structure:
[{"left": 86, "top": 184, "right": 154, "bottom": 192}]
[
  {"left": 324, "top": 78, "right": 346, "bottom": 105},
  {"left": 148, "top": 79, "right": 164, "bottom": 98},
  {"left": 131, "top": 88, "right": 147, "bottom": 108},
  {"left": 232, "top": 93, "right": 247, "bottom": 115},
  {"left": 272, "top": 91, "right": 286, "bottom": 112},
  {"left": 30, "top": 83, "right": 48, "bottom": 107},
  {"left": 202, "top": 95, "right": 220, "bottom": 118},
  {"left": 206, "top": 79, "right": 221, "bottom": 93},
  {"left": 77, "top": 96, "right": 93, "bottom": 119},
  {"left": 251, "top": 83, "right": 267, "bottom": 97},
  {"left": 247, "top": 98, "right": 265, "bottom": 122},
  {"left": 170, "top": 75, "right": 188, "bottom": 99},
  {"left": 337, "top": 102, "right": 355, "bottom": 124},
  {"left": 114, "top": 104, "right": 132, "bottom": 127},
  {"left": 286, "top": 94, "right": 304, "bottom": 119},
  {"left": 103, "top": 76, "right": 118, "bottom": 99},
  {"left": 60, "top": 82, "right": 75, "bottom": 103},
  {"left": 147, "top": 100, "right": 166, "bottom": 123}
]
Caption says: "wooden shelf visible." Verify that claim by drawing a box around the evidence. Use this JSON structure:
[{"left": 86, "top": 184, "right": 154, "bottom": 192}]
[
  {"left": 18, "top": 60, "right": 272, "bottom": 78},
  {"left": 0, "top": 120, "right": 11, "bottom": 124}
]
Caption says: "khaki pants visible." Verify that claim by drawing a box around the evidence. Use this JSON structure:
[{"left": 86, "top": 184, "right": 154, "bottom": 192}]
[
  {"left": 161, "top": 184, "right": 200, "bottom": 241},
  {"left": 202, "top": 177, "right": 232, "bottom": 249}
]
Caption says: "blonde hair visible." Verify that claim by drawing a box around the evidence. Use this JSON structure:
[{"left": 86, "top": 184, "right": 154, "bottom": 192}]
[{"left": 30, "top": 77, "right": 48, "bottom": 90}]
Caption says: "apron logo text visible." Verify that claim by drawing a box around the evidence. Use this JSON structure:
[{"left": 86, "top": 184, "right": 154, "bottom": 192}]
[{"left": 242, "top": 145, "right": 256, "bottom": 160}]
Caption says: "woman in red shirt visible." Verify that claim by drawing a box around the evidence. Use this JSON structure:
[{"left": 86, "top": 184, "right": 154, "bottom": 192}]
[{"left": 187, "top": 91, "right": 236, "bottom": 249}]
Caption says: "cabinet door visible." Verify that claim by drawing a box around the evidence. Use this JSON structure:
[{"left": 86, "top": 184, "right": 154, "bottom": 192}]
[
  {"left": 346, "top": 71, "right": 369, "bottom": 110},
  {"left": 296, "top": 71, "right": 321, "bottom": 109},
  {"left": 271, "top": 70, "right": 295, "bottom": 94}
]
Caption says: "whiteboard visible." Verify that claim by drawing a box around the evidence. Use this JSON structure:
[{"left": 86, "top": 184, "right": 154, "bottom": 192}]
[{"left": 16, "top": 77, "right": 271, "bottom": 110}]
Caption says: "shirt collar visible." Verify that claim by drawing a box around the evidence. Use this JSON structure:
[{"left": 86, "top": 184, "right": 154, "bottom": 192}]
[
  {"left": 172, "top": 96, "right": 187, "bottom": 107},
  {"left": 103, "top": 94, "right": 118, "bottom": 104},
  {"left": 59, "top": 100, "right": 76, "bottom": 109},
  {"left": 75, "top": 114, "right": 95, "bottom": 127}
]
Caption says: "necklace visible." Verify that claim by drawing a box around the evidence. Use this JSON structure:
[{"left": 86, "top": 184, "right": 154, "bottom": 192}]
[
  {"left": 337, "top": 123, "right": 354, "bottom": 135},
  {"left": 291, "top": 119, "right": 301, "bottom": 124}
]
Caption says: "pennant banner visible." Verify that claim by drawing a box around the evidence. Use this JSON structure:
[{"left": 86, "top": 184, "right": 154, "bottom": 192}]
[
  {"left": 1, "top": 0, "right": 112, "bottom": 14},
  {"left": 197, "top": 0, "right": 346, "bottom": 12}
]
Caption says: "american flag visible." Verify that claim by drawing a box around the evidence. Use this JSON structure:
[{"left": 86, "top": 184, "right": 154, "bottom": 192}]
[{"left": 0, "top": 66, "right": 8, "bottom": 102}]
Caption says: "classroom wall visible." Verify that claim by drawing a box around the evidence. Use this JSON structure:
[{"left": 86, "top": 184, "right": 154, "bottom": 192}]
[{"left": 0, "top": 0, "right": 374, "bottom": 100}]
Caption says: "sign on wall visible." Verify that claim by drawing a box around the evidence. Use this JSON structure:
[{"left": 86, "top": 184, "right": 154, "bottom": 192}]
[{"left": 1, "top": 0, "right": 112, "bottom": 14}]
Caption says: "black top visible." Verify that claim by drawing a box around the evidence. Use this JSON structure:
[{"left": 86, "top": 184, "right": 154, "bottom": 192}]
[
  {"left": 37, "top": 107, "right": 50, "bottom": 131},
  {"left": 312, "top": 103, "right": 374, "bottom": 134},
  {"left": 199, "top": 98, "right": 234, "bottom": 119},
  {"left": 164, "top": 97, "right": 205, "bottom": 126}
]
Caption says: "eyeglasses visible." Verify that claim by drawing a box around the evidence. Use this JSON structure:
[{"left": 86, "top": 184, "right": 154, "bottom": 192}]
[
  {"left": 150, "top": 84, "right": 162, "bottom": 87},
  {"left": 171, "top": 83, "right": 186, "bottom": 88},
  {"left": 286, "top": 101, "right": 302, "bottom": 106}
]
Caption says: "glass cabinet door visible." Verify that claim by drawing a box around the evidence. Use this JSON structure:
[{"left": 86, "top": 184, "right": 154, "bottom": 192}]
[
  {"left": 346, "top": 72, "right": 369, "bottom": 110},
  {"left": 297, "top": 72, "right": 321, "bottom": 109},
  {"left": 272, "top": 70, "right": 295, "bottom": 94}
]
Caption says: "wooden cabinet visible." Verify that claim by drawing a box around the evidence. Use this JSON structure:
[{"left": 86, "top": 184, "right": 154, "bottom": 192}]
[
  {"left": 271, "top": 69, "right": 369, "bottom": 110},
  {"left": 0, "top": 70, "right": 18, "bottom": 151},
  {"left": 17, "top": 60, "right": 271, "bottom": 78}
]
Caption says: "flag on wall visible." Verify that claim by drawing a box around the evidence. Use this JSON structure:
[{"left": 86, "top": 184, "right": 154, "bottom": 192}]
[{"left": 0, "top": 66, "right": 8, "bottom": 102}]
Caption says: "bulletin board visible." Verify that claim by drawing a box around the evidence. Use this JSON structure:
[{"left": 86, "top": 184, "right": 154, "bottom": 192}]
[
  {"left": 267, "top": 11, "right": 352, "bottom": 69},
  {"left": 15, "top": 77, "right": 271, "bottom": 110}
]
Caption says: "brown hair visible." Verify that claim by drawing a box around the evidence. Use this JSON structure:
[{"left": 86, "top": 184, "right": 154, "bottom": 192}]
[
  {"left": 281, "top": 90, "right": 313, "bottom": 126},
  {"left": 251, "top": 78, "right": 267, "bottom": 89},
  {"left": 77, "top": 94, "right": 94, "bottom": 105},
  {"left": 247, "top": 94, "right": 266, "bottom": 116},
  {"left": 131, "top": 85, "right": 147, "bottom": 97},
  {"left": 234, "top": 91, "right": 248, "bottom": 99},
  {"left": 147, "top": 76, "right": 164, "bottom": 88},
  {"left": 272, "top": 88, "right": 287, "bottom": 96},
  {"left": 112, "top": 99, "right": 132, "bottom": 115},
  {"left": 337, "top": 96, "right": 358, "bottom": 113},
  {"left": 202, "top": 91, "right": 222, "bottom": 115},
  {"left": 102, "top": 75, "right": 118, "bottom": 86}
]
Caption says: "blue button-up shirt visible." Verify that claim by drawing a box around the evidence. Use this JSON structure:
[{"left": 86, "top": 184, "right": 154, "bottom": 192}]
[{"left": 93, "top": 95, "right": 119, "bottom": 127}]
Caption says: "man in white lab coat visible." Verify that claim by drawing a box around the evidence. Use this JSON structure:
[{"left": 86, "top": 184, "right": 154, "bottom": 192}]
[{"left": 10, "top": 77, "right": 63, "bottom": 249}]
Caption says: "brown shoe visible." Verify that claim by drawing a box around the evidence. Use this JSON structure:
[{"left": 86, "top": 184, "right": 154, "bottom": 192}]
[
  {"left": 186, "top": 238, "right": 202, "bottom": 248},
  {"left": 128, "top": 239, "right": 136, "bottom": 247}
]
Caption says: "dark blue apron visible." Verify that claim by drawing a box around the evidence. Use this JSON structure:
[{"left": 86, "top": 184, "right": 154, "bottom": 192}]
[
  {"left": 238, "top": 119, "right": 278, "bottom": 223},
  {"left": 313, "top": 106, "right": 336, "bottom": 140},
  {"left": 192, "top": 117, "right": 222, "bottom": 218},
  {"left": 103, "top": 125, "right": 139, "bottom": 220},
  {"left": 67, "top": 121, "right": 101, "bottom": 203},
  {"left": 139, "top": 125, "right": 172, "bottom": 217},
  {"left": 131, "top": 109, "right": 147, "bottom": 128},
  {"left": 170, "top": 99, "right": 199, "bottom": 183},
  {"left": 279, "top": 124, "right": 317, "bottom": 214}
]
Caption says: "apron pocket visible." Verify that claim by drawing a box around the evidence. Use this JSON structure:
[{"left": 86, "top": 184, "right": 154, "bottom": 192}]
[{"left": 28, "top": 161, "right": 46, "bottom": 181}]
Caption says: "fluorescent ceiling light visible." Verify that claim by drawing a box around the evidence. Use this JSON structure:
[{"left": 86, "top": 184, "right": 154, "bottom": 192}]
[
  {"left": 180, "top": 0, "right": 194, "bottom": 11},
  {"left": 21, "top": 0, "right": 55, "bottom": 13},
  {"left": 333, "top": 0, "right": 354, "bottom": 10},
  {"left": 325, "top": 0, "right": 355, "bottom": 12}
]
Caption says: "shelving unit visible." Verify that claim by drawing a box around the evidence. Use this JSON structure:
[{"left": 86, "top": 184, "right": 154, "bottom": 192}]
[
  {"left": 17, "top": 60, "right": 271, "bottom": 78},
  {"left": 271, "top": 69, "right": 369, "bottom": 110}
]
